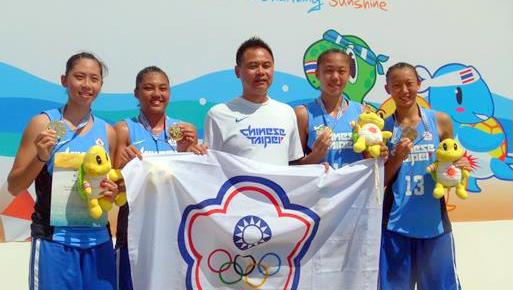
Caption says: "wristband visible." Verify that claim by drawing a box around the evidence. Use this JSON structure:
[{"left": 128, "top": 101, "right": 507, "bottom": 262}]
[{"left": 36, "top": 154, "right": 48, "bottom": 163}]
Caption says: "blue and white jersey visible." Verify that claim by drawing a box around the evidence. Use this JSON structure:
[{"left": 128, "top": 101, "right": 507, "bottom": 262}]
[
  {"left": 116, "top": 114, "right": 180, "bottom": 249},
  {"left": 383, "top": 108, "right": 451, "bottom": 238},
  {"left": 33, "top": 108, "right": 111, "bottom": 248},
  {"left": 125, "top": 115, "right": 180, "bottom": 154},
  {"left": 305, "top": 98, "right": 362, "bottom": 169}
]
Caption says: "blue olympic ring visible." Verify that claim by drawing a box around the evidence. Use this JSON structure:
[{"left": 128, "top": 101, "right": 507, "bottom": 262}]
[
  {"left": 258, "top": 252, "right": 281, "bottom": 276},
  {"left": 207, "top": 250, "right": 282, "bottom": 286}
]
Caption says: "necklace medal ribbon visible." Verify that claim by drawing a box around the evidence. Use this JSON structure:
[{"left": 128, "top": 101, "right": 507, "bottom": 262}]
[
  {"left": 315, "top": 97, "right": 348, "bottom": 139},
  {"left": 139, "top": 113, "right": 178, "bottom": 149},
  {"left": 54, "top": 106, "right": 92, "bottom": 146}
]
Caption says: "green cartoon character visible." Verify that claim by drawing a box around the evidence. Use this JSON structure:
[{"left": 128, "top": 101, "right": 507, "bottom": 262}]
[{"left": 303, "top": 29, "right": 388, "bottom": 103}]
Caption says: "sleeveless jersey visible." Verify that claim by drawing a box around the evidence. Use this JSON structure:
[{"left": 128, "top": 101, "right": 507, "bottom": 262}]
[
  {"left": 305, "top": 99, "right": 362, "bottom": 169},
  {"left": 33, "top": 108, "right": 111, "bottom": 247},
  {"left": 124, "top": 115, "right": 180, "bottom": 154},
  {"left": 116, "top": 115, "right": 179, "bottom": 248},
  {"left": 382, "top": 108, "right": 451, "bottom": 238}
]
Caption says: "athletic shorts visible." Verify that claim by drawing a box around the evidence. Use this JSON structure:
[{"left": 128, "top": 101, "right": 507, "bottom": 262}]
[
  {"left": 29, "top": 238, "right": 116, "bottom": 290},
  {"left": 379, "top": 229, "right": 461, "bottom": 290}
]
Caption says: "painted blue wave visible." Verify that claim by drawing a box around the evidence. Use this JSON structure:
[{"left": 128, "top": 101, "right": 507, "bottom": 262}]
[
  {"left": 0, "top": 98, "right": 62, "bottom": 133},
  {"left": 0, "top": 62, "right": 318, "bottom": 111},
  {"left": 173, "top": 70, "right": 319, "bottom": 104},
  {"left": 0, "top": 62, "right": 68, "bottom": 103},
  {"left": 1, "top": 62, "right": 512, "bottom": 157}
]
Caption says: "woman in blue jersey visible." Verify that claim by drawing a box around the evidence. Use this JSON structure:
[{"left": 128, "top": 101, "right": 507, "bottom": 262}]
[
  {"left": 380, "top": 62, "right": 470, "bottom": 290},
  {"left": 7, "top": 52, "right": 119, "bottom": 290},
  {"left": 114, "top": 66, "right": 206, "bottom": 290},
  {"left": 294, "top": 48, "right": 387, "bottom": 168}
]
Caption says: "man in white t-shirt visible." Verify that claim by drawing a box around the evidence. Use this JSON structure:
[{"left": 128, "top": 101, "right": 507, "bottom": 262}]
[{"left": 204, "top": 37, "right": 303, "bottom": 166}]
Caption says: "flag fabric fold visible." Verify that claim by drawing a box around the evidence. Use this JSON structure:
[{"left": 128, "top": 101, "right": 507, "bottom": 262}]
[{"left": 123, "top": 150, "right": 383, "bottom": 290}]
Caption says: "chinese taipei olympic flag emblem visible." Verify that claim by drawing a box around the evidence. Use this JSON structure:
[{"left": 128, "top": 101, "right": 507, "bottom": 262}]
[{"left": 178, "top": 176, "right": 320, "bottom": 290}]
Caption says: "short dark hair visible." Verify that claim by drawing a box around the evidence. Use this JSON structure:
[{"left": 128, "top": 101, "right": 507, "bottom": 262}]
[
  {"left": 65, "top": 52, "right": 107, "bottom": 78},
  {"left": 385, "top": 62, "right": 419, "bottom": 82},
  {"left": 236, "top": 37, "right": 274, "bottom": 65},
  {"left": 316, "top": 48, "right": 351, "bottom": 67},
  {"left": 135, "top": 66, "right": 170, "bottom": 89}
]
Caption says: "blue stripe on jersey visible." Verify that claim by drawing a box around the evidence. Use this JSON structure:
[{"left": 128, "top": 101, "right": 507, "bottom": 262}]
[
  {"left": 125, "top": 116, "right": 180, "bottom": 153},
  {"left": 306, "top": 99, "right": 362, "bottom": 169},
  {"left": 383, "top": 108, "right": 450, "bottom": 238}
]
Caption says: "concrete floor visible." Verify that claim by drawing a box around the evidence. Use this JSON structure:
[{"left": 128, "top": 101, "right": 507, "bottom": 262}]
[{"left": 0, "top": 220, "right": 511, "bottom": 290}]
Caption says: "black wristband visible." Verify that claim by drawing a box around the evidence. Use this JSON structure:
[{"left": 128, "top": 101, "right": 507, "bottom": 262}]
[{"left": 36, "top": 154, "right": 48, "bottom": 163}]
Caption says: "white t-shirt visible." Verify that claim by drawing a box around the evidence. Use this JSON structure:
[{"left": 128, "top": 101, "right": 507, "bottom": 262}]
[{"left": 204, "top": 97, "right": 304, "bottom": 166}]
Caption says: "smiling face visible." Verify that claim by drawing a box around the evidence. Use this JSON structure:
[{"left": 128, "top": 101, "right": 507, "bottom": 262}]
[
  {"left": 386, "top": 67, "right": 420, "bottom": 110},
  {"left": 427, "top": 64, "right": 494, "bottom": 125},
  {"left": 61, "top": 58, "right": 103, "bottom": 107},
  {"left": 316, "top": 51, "right": 351, "bottom": 99},
  {"left": 135, "top": 71, "right": 170, "bottom": 116},
  {"left": 235, "top": 47, "right": 274, "bottom": 100}
]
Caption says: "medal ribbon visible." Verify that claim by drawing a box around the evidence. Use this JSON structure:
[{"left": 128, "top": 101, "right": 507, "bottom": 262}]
[
  {"left": 138, "top": 113, "right": 176, "bottom": 151},
  {"left": 54, "top": 105, "right": 92, "bottom": 150},
  {"left": 316, "top": 97, "right": 348, "bottom": 131},
  {"left": 391, "top": 105, "right": 431, "bottom": 146}
]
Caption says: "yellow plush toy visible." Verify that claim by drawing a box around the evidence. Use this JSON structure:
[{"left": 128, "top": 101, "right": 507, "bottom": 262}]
[
  {"left": 427, "top": 138, "right": 469, "bottom": 199},
  {"left": 77, "top": 145, "right": 127, "bottom": 219},
  {"left": 351, "top": 110, "right": 392, "bottom": 158}
]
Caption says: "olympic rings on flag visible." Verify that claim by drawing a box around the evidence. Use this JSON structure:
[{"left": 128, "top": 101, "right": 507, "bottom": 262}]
[
  {"left": 234, "top": 255, "right": 256, "bottom": 276},
  {"left": 218, "top": 261, "right": 243, "bottom": 285},
  {"left": 258, "top": 252, "right": 281, "bottom": 276},
  {"left": 207, "top": 249, "right": 282, "bottom": 287},
  {"left": 207, "top": 249, "right": 231, "bottom": 273}
]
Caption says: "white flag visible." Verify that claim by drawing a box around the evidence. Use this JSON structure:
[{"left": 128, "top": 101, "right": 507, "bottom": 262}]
[{"left": 123, "top": 150, "right": 383, "bottom": 290}]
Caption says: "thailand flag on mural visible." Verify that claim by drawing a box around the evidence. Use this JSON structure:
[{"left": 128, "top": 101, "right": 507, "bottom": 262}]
[
  {"left": 123, "top": 151, "right": 383, "bottom": 290},
  {"left": 304, "top": 61, "right": 317, "bottom": 75},
  {"left": 459, "top": 68, "right": 475, "bottom": 84}
]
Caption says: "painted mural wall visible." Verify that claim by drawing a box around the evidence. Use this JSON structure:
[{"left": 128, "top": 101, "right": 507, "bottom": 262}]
[{"left": 0, "top": 0, "right": 511, "bottom": 241}]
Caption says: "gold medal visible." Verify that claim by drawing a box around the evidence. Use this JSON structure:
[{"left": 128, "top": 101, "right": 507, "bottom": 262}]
[
  {"left": 47, "top": 120, "right": 66, "bottom": 139},
  {"left": 168, "top": 124, "right": 183, "bottom": 141},
  {"left": 315, "top": 125, "right": 333, "bottom": 139},
  {"left": 401, "top": 127, "right": 417, "bottom": 142}
]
